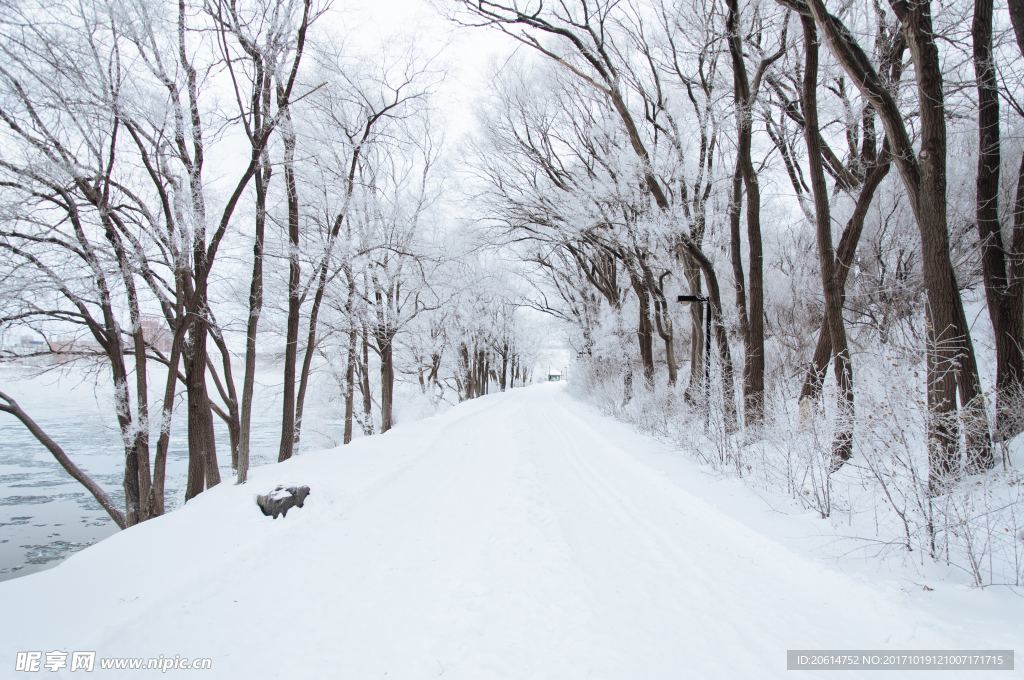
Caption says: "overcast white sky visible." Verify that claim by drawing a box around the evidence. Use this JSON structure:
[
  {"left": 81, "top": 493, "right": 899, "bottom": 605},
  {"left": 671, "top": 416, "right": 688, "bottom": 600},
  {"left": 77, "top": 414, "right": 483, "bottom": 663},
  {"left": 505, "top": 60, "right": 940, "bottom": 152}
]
[{"left": 336, "top": 0, "right": 517, "bottom": 141}]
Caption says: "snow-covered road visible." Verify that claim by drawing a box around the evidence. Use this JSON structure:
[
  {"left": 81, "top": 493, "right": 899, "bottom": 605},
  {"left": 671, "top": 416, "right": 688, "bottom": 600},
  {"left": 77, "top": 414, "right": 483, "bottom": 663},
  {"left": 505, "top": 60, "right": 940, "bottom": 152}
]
[{"left": 1, "top": 383, "right": 1019, "bottom": 678}]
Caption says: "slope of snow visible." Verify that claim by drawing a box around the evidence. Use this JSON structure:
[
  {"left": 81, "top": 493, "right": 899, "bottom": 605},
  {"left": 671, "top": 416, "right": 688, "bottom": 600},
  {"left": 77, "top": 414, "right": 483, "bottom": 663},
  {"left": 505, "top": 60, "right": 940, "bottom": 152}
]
[{"left": 0, "top": 383, "right": 1019, "bottom": 678}]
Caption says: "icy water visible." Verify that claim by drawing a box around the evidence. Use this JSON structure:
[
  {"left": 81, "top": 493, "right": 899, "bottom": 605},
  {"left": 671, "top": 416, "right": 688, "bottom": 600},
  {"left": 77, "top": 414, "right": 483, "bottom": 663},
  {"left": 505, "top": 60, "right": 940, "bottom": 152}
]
[{"left": 0, "top": 364, "right": 341, "bottom": 581}]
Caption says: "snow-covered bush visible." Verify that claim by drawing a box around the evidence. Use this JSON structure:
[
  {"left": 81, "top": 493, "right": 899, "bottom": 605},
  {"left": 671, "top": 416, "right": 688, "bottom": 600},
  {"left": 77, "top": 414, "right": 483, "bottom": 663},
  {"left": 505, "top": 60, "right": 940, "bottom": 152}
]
[{"left": 569, "top": 341, "right": 1024, "bottom": 587}]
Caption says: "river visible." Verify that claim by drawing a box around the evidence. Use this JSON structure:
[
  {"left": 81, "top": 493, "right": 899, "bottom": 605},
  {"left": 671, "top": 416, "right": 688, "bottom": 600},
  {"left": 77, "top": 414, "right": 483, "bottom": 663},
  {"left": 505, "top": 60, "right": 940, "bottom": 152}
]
[{"left": 0, "top": 363, "right": 343, "bottom": 581}]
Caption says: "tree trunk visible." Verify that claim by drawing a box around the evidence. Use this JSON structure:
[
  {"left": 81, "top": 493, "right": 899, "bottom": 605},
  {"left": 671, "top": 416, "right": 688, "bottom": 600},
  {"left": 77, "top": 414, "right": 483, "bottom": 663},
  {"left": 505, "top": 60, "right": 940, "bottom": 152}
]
[
  {"left": 645, "top": 267, "right": 677, "bottom": 387},
  {"left": 903, "top": 0, "right": 991, "bottom": 482},
  {"left": 430, "top": 351, "right": 442, "bottom": 391},
  {"left": 150, "top": 323, "right": 184, "bottom": 515},
  {"left": 343, "top": 289, "right": 357, "bottom": 445},
  {"left": 805, "top": 0, "right": 991, "bottom": 490},
  {"left": 801, "top": 16, "right": 854, "bottom": 468},
  {"left": 728, "top": 164, "right": 750, "bottom": 357},
  {"left": 800, "top": 156, "right": 890, "bottom": 404},
  {"left": 1005, "top": 154, "right": 1024, "bottom": 433},
  {"left": 278, "top": 108, "right": 300, "bottom": 463},
  {"left": 184, "top": 317, "right": 219, "bottom": 500},
  {"left": 726, "top": 0, "right": 766, "bottom": 427},
  {"left": 459, "top": 343, "right": 473, "bottom": 400},
  {"left": 361, "top": 324, "right": 374, "bottom": 435},
  {"left": 478, "top": 349, "right": 485, "bottom": 396},
  {"left": 500, "top": 343, "right": 509, "bottom": 391},
  {"left": 631, "top": 276, "right": 655, "bottom": 388},
  {"left": 974, "top": 0, "right": 1024, "bottom": 442},
  {"left": 379, "top": 333, "right": 395, "bottom": 432},
  {"left": 662, "top": 327, "right": 677, "bottom": 388},
  {"left": 238, "top": 151, "right": 271, "bottom": 483}
]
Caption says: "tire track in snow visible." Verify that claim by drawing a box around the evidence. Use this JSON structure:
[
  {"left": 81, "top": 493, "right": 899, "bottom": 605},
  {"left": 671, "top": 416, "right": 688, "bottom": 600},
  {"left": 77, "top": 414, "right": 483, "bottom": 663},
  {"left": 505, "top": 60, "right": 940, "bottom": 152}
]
[{"left": 514, "top": 387, "right": 975, "bottom": 679}]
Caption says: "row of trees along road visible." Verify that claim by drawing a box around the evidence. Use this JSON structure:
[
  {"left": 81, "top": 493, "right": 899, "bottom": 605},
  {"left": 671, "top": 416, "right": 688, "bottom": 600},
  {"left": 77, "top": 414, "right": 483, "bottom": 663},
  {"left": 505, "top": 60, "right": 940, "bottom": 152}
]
[
  {"left": 0, "top": 0, "right": 542, "bottom": 529},
  {"left": 3, "top": 0, "right": 1024, "bottom": 531},
  {"left": 451, "top": 0, "right": 1024, "bottom": 494}
]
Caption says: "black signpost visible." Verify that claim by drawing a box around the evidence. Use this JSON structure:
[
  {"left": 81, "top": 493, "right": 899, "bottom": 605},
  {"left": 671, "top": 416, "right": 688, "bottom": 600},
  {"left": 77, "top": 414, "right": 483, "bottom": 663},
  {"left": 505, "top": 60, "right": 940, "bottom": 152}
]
[{"left": 677, "top": 294, "right": 711, "bottom": 430}]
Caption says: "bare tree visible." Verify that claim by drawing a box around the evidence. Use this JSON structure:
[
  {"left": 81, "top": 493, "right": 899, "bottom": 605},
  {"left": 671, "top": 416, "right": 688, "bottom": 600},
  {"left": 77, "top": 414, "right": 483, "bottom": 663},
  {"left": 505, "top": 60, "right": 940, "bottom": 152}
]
[
  {"left": 282, "top": 43, "right": 436, "bottom": 450},
  {"left": 786, "top": 0, "right": 991, "bottom": 488},
  {"left": 206, "top": 0, "right": 317, "bottom": 483},
  {"left": 971, "top": 0, "right": 1024, "bottom": 441},
  {"left": 796, "top": 14, "right": 853, "bottom": 466},
  {"left": 724, "top": 0, "right": 787, "bottom": 426},
  {"left": 452, "top": 0, "right": 739, "bottom": 428}
]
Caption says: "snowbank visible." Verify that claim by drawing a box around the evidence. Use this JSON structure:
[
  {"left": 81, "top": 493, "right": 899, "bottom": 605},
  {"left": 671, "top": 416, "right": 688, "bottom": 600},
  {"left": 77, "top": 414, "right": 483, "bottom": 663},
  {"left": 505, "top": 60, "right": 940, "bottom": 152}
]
[{"left": 0, "top": 384, "right": 1019, "bottom": 678}]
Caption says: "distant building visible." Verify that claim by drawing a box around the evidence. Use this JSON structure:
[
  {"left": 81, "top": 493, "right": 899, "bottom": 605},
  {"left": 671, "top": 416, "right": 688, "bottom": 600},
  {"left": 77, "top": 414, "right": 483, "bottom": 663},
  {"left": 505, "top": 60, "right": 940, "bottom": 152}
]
[
  {"left": 46, "top": 336, "right": 102, "bottom": 354},
  {"left": 19, "top": 335, "right": 45, "bottom": 349},
  {"left": 547, "top": 369, "right": 562, "bottom": 382},
  {"left": 140, "top": 316, "right": 172, "bottom": 353}
]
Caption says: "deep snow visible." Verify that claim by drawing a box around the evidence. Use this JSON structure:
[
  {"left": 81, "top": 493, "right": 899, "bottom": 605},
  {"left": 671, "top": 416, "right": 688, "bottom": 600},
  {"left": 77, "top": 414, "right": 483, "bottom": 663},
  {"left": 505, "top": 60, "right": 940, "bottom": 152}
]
[{"left": 0, "top": 383, "right": 1020, "bottom": 678}]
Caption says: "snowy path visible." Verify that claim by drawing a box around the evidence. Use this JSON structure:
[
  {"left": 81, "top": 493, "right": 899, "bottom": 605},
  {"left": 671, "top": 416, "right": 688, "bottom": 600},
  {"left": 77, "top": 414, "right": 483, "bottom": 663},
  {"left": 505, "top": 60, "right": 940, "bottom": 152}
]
[{"left": 0, "top": 383, "right": 1019, "bottom": 679}]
